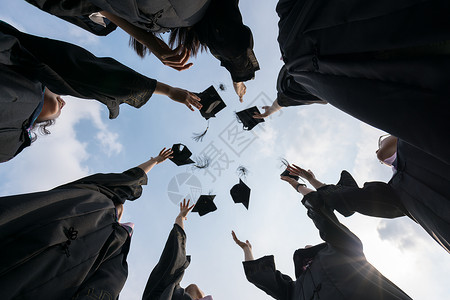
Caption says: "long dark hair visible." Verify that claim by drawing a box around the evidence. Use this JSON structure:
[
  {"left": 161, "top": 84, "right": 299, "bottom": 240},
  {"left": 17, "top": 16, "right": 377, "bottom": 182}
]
[
  {"left": 29, "top": 119, "right": 55, "bottom": 143},
  {"left": 129, "top": 27, "right": 206, "bottom": 58}
]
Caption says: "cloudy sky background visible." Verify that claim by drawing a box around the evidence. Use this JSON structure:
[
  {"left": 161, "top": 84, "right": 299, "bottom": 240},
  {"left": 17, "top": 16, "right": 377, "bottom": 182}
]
[{"left": 1, "top": 1, "right": 448, "bottom": 299}]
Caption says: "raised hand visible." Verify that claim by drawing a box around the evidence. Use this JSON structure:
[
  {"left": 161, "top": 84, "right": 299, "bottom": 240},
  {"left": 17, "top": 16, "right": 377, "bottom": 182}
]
[
  {"left": 153, "top": 38, "right": 193, "bottom": 71},
  {"left": 153, "top": 148, "right": 173, "bottom": 164},
  {"left": 232, "top": 230, "right": 254, "bottom": 261},
  {"left": 287, "top": 164, "right": 315, "bottom": 181},
  {"left": 280, "top": 175, "right": 298, "bottom": 185},
  {"left": 167, "top": 86, "right": 202, "bottom": 111},
  {"left": 232, "top": 230, "right": 252, "bottom": 250},
  {"left": 178, "top": 199, "right": 195, "bottom": 220},
  {"left": 233, "top": 82, "right": 247, "bottom": 103},
  {"left": 252, "top": 106, "right": 272, "bottom": 119}
]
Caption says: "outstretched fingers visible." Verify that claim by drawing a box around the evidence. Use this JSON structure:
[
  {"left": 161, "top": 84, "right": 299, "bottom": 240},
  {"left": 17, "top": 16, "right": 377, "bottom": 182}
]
[
  {"left": 161, "top": 46, "right": 193, "bottom": 70},
  {"left": 253, "top": 106, "right": 269, "bottom": 119},
  {"left": 187, "top": 93, "right": 202, "bottom": 111},
  {"left": 232, "top": 230, "right": 247, "bottom": 249},
  {"left": 287, "top": 164, "right": 302, "bottom": 176},
  {"left": 159, "top": 147, "right": 173, "bottom": 159}
]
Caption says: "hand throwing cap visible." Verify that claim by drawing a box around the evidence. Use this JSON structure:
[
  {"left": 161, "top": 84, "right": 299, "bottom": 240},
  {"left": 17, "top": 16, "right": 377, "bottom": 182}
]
[
  {"left": 192, "top": 195, "right": 217, "bottom": 216},
  {"left": 169, "top": 143, "right": 195, "bottom": 166},
  {"left": 197, "top": 86, "right": 226, "bottom": 120},
  {"left": 236, "top": 106, "right": 264, "bottom": 130},
  {"left": 230, "top": 179, "right": 250, "bottom": 209}
]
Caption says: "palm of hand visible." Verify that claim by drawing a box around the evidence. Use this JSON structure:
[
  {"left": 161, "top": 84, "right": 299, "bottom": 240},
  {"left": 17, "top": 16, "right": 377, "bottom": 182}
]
[{"left": 232, "top": 231, "right": 251, "bottom": 250}]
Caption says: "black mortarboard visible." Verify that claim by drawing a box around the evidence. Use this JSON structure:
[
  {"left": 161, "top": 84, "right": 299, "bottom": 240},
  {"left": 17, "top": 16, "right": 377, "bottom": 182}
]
[
  {"left": 230, "top": 179, "right": 250, "bottom": 209},
  {"left": 236, "top": 106, "right": 265, "bottom": 130},
  {"left": 192, "top": 195, "right": 217, "bottom": 216},
  {"left": 280, "top": 169, "right": 299, "bottom": 181},
  {"left": 169, "top": 143, "right": 195, "bottom": 166},
  {"left": 197, "top": 86, "right": 226, "bottom": 120}
]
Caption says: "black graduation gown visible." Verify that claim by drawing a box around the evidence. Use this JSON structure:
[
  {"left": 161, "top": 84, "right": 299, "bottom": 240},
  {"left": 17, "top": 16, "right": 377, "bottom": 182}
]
[
  {"left": 276, "top": 0, "right": 450, "bottom": 165},
  {"left": 0, "top": 167, "right": 148, "bottom": 299},
  {"left": 243, "top": 202, "right": 412, "bottom": 300},
  {"left": 311, "top": 139, "right": 450, "bottom": 253},
  {"left": 26, "top": 0, "right": 259, "bottom": 82},
  {"left": 142, "top": 224, "right": 192, "bottom": 300},
  {"left": 193, "top": 0, "right": 260, "bottom": 82},
  {"left": 0, "top": 21, "right": 156, "bottom": 163}
]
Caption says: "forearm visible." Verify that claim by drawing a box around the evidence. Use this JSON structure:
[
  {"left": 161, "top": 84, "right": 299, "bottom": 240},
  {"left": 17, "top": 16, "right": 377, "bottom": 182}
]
[
  {"left": 175, "top": 215, "right": 184, "bottom": 230},
  {"left": 154, "top": 81, "right": 171, "bottom": 96},
  {"left": 266, "top": 99, "right": 282, "bottom": 117},
  {"left": 244, "top": 248, "right": 254, "bottom": 261},
  {"left": 308, "top": 178, "right": 325, "bottom": 190},
  {"left": 137, "top": 158, "right": 158, "bottom": 174},
  {"left": 100, "top": 11, "right": 158, "bottom": 49},
  {"left": 287, "top": 180, "right": 314, "bottom": 195}
]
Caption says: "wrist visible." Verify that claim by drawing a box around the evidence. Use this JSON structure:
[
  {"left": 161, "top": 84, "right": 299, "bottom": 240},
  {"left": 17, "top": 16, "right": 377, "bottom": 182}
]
[
  {"left": 295, "top": 182, "right": 306, "bottom": 192},
  {"left": 148, "top": 157, "right": 159, "bottom": 164},
  {"left": 155, "top": 82, "right": 171, "bottom": 96}
]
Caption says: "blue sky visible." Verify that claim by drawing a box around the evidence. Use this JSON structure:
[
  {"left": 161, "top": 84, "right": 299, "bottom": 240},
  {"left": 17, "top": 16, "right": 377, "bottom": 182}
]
[{"left": 0, "top": 1, "right": 449, "bottom": 299}]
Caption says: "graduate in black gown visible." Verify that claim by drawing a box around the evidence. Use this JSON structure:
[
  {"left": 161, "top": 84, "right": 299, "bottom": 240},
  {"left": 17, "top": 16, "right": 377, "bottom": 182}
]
[
  {"left": 257, "top": 0, "right": 450, "bottom": 165},
  {"left": 286, "top": 135, "right": 450, "bottom": 253},
  {"left": 0, "top": 21, "right": 202, "bottom": 163},
  {"left": 142, "top": 199, "right": 213, "bottom": 300},
  {"left": 232, "top": 178, "right": 412, "bottom": 300},
  {"left": 26, "top": 0, "right": 259, "bottom": 102},
  {"left": 0, "top": 148, "right": 173, "bottom": 299}
]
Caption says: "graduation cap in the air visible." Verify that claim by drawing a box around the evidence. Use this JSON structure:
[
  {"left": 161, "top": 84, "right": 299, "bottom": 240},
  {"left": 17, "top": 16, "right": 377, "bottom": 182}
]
[
  {"left": 236, "top": 106, "right": 265, "bottom": 131},
  {"left": 280, "top": 169, "right": 299, "bottom": 181},
  {"left": 169, "top": 143, "right": 195, "bottom": 166},
  {"left": 197, "top": 86, "right": 226, "bottom": 120},
  {"left": 192, "top": 86, "right": 227, "bottom": 142},
  {"left": 192, "top": 195, "right": 217, "bottom": 216},
  {"left": 279, "top": 158, "right": 300, "bottom": 181},
  {"left": 230, "top": 179, "right": 251, "bottom": 209}
]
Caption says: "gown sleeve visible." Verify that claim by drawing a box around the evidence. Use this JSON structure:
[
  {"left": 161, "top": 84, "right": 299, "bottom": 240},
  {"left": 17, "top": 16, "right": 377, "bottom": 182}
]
[
  {"left": 243, "top": 255, "right": 294, "bottom": 300},
  {"left": 194, "top": 0, "right": 260, "bottom": 82},
  {"left": 142, "top": 224, "right": 192, "bottom": 300},
  {"left": 302, "top": 195, "right": 364, "bottom": 257},
  {"left": 25, "top": 0, "right": 117, "bottom": 36},
  {"left": 276, "top": 66, "right": 326, "bottom": 107},
  {"left": 0, "top": 21, "right": 156, "bottom": 119},
  {"left": 305, "top": 182, "right": 407, "bottom": 221},
  {"left": 54, "top": 167, "right": 148, "bottom": 204}
]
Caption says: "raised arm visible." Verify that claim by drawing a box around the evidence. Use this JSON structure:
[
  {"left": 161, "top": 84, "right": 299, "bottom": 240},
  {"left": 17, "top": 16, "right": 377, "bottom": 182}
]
[
  {"left": 302, "top": 194, "right": 364, "bottom": 257},
  {"left": 280, "top": 175, "right": 314, "bottom": 195},
  {"left": 137, "top": 147, "right": 173, "bottom": 174},
  {"left": 287, "top": 165, "right": 325, "bottom": 190},
  {"left": 99, "top": 11, "right": 193, "bottom": 71},
  {"left": 54, "top": 148, "right": 173, "bottom": 204},
  {"left": 142, "top": 200, "right": 193, "bottom": 300},
  {"left": 153, "top": 82, "right": 202, "bottom": 112},
  {"left": 232, "top": 231, "right": 254, "bottom": 261},
  {"left": 232, "top": 231, "right": 293, "bottom": 300},
  {"left": 253, "top": 99, "right": 283, "bottom": 120},
  {"left": 175, "top": 199, "right": 195, "bottom": 230}
]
